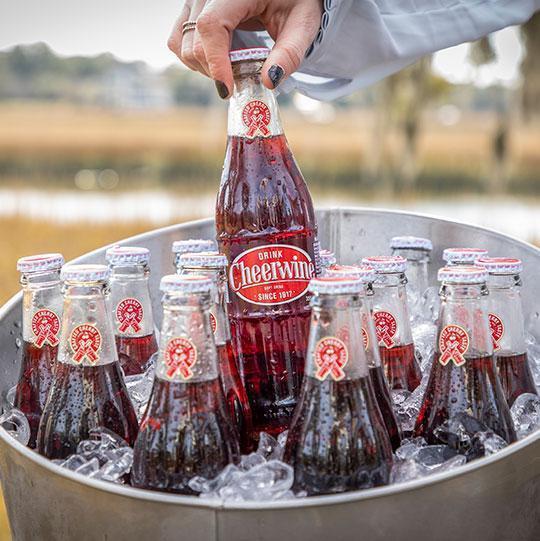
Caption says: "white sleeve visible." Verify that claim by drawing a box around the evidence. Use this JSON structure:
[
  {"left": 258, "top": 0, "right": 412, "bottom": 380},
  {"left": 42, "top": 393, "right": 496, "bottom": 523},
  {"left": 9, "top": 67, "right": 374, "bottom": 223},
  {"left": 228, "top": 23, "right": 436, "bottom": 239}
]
[{"left": 232, "top": 0, "right": 540, "bottom": 101}]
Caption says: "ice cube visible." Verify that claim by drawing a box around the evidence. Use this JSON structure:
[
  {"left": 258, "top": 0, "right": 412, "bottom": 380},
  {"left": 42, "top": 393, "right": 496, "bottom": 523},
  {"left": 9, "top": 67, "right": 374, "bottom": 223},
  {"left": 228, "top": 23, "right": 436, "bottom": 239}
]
[
  {"left": 61, "top": 454, "right": 88, "bottom": 471},
  {"left": 471, "top": 431, "right": 508, "bottom": 456},
  {"left": 433, "top": 413, "right": 489, "bottom": 453},
  {"left": 395, "top": 437, "right": 427, "bottom": 460},
  {"left": 415, "top": 445, "right": 458, "bottom": 469},
  {"left": 125, "top": 362, "right": 155, "bottom": 420},
  {"left": 510, "top": 393, "right": 540, "bottom": 438},
  {"left": 3, "top": 386, "right": 16, "bottom": 411},
  {"left": 0, "top": 408, "right": 30, "bottom": 446},
  {"left": 240, "top": 452, "right": 266, "bottom": 471},
  {"left": 412, "top": 322, "right": 437, "bottom": 373},
  {"left": 92, "top": 448, "right": 133, "bottom": 482},
  {"left": 75, "top": 457, "right": 100, "bottom": 476},
  {"left": 256, "top": 432, "right": 279, "bottom": 459}
]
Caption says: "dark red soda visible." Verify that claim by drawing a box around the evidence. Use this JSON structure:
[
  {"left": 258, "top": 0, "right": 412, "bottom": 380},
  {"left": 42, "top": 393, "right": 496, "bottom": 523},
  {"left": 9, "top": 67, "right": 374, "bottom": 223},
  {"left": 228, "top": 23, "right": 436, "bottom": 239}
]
[
  {"left": 37, "top": 361, "right": 139, "bottom": 459},
  {"left": 14, "top": 341, "right": 57, "bottom": 448},
  {"left": 115, "top": 333, "right": 158, "bottom": 376},
  {"left": 496, "top": 352, "right": 537, "bottom": 406},
  {"left": 131, "top": 378, "right": 239, "bottom": 494},
  {"left": 369, "top": 365, "right": 402, "bottom": 450},
  {"left": 379, "top": 342, "right": 422, "bottom": 392},
  {"left": 285, "top": 376, "right": 393, "bottom": 496},
  {"left": 415, "top": 354, "right": 516, "bottom": 444},
  {"left": 218, "top": 341, "right": 254, "bottom": 452}
]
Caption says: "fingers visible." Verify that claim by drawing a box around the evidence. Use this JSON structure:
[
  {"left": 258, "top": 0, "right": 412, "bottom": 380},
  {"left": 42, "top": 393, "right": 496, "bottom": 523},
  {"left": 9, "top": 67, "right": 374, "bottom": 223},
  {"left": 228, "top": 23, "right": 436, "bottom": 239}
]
[
  {"left": 167, "top": 3, "right": 190, "bottom": 61},
  {"left": 180, "top": 0, "right": 209, "bottom": 75},
  {"left": 261, "top": 3, "right": 322, "bottom": 89}
]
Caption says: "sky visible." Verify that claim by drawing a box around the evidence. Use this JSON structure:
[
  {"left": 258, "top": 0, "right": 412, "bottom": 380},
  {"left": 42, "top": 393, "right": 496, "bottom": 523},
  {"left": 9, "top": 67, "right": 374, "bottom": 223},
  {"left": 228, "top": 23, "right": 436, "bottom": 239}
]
[{"left": 0, "top": 0, "right": 524, "bottom": 87}]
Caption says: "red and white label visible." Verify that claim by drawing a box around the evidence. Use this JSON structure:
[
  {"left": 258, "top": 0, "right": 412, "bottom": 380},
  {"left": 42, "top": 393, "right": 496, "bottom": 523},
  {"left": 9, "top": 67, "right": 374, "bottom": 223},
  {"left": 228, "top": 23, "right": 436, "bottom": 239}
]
[
  {"left": 439, "top": 325, "right": 469, "bottom": 367},
  {"left": 164, "top": 337, "right": 197, "bottom": 381},
  {"left": 314, "top": 337, "right": 348, "bottom": 381},
  {"left": 209, "top": 312, "right": 217, "bottom": 335},
  {"left": 31, "top": 309, "right": 60, "bottom": 348},
  {"left": 70, "top": 324, "right": 102, "bottom": 364},
  {"left": 373, "top": 311, "right": 397, "bottom": 348},
  {"left": 242, "top": 100, "right": 271, "bottom": 137},
  {"left": 116, "top": 298, "right": 143, "bottom": 334},
  {"left": 229, "top": 244, "right": 315, "bottom": 306},
  {"left": 361, "top": 327, "right": 369, "bottom": 350},
  {"left": 488, "top": 313, "right": 504, "bottom": 351}
]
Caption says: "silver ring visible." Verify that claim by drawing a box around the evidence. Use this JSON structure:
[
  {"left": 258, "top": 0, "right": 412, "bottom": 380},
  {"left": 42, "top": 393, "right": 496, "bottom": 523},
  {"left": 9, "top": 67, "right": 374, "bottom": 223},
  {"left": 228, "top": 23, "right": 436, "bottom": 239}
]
[{"left": 182, "top": 20, "right": 197, "bottom": 34}]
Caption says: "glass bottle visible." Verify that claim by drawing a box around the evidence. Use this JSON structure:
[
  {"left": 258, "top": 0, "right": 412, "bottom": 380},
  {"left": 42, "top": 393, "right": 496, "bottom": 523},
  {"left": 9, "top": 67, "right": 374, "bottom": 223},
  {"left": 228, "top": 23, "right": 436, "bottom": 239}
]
[
  {"left": 443, "top": 248, "right": 488, "bottom": 267},
  {"left": 172, "top": 239, "right": 216, "bottom": 270}
]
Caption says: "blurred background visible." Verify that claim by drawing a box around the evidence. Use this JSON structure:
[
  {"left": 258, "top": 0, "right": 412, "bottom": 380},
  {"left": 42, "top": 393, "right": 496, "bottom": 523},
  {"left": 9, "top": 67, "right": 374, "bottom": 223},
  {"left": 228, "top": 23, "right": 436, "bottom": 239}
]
[{"left": 0, "top": 2, "right": 538, "bottom": 536}]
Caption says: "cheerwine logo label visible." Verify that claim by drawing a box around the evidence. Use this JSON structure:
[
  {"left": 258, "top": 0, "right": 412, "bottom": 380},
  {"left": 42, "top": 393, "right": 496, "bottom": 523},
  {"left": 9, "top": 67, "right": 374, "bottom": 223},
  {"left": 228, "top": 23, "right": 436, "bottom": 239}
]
[
  {"left": 362, "top": 327, "right": 369, "bottom": 350},
  {"left": 488, "top": 313, "right": 504, "bottom": 351},
  {"left": 116, "top": 298, "right": 143, "bottom": 334},
  {"left": 229, "top": 244, "right": 315, "bottom": 306},
  {"left": 242, "top": 100, "right": 271, "bottom": 137},
  {"left": 439, "top": 325, "right": 469, "bottom": 367},
  {"left": 209, "top": 312, "right": 217, "bottom": 335},
  {"left": 31, "top": 309, "right": 60, "bottom": 348},
  {"left": 373, "top": 311, "right": 397, "bottom": 349},
  {"left": 164, "top": 337, "right": 197, "bottom": 381},
  {"left": 70, "top": 324, "right": 102, "bottom": 364},
  {"left": 314, "top": 337, "right": 348, "bottom": 381}
]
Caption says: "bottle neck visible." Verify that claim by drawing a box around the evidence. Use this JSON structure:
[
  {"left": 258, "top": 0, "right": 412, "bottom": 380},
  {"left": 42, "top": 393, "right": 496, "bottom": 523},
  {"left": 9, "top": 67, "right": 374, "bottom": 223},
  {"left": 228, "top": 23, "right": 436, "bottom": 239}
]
[
  {"left": 438, "top": 283, "right": 492, "bottom": 359},
  {"left": 21, "top": 270, "right": 63, "bottom": 346},
  {"left": 109, "top": 264, "right": 154, "bottom": 337},
  {"left": 392, "top": 248, "right": 430, "bottom": 295},
  {"left": 58, "top": 281, "right": 117, "bottom": 366},
  {"left": 485, "top": 274, "right": 526, "bottom": 355},
  {"left": 371, "top": 272, "right": 412, "bottom": 347},
  {"left": 228, "top": 60, "right": 283, "bottom": 138},
  {"left": 156, "top": 291, "right": 218, "bottom": 382},
  {"left": 306, "top": 293, "right": 369, "bottom": 381}
]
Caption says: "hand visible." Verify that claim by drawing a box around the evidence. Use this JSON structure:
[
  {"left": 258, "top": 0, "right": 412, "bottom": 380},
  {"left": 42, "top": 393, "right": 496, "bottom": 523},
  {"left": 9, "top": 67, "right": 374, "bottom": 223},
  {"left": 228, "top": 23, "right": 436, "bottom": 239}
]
[{"left": 167, "top": 0, "right": 322, "bottom": 98}]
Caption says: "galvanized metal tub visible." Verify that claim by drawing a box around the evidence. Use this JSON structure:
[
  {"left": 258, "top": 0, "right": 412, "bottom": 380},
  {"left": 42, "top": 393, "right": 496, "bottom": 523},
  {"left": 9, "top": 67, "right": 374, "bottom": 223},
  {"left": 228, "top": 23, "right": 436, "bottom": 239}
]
[{"left": 0, "top": 208, "right": 538, "bottom": 541}]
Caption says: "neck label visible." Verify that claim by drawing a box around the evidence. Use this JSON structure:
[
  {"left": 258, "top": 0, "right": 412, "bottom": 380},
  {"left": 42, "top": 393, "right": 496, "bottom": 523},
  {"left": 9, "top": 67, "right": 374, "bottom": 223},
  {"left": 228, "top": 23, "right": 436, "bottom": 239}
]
[
  {"left": 70, "top": 324, "right": 102, "bottom": 364},
  {"left": 439, "top": 325, "right": 469, "bottom": 366},
  {"left": 374, "top": 311, "right": 397, "bottom": 348},
  {"left": 488, "top": 313, "right": 504, "bottom": 351},
  {"left": 32, "top": 309, "right": 60, "bottom": 348},
  {"left": 314, "top": 337, "right": 348, "bottom": 381},
  {"left": 164, "top": 337, "right": 197, "bottom": 381},
  {"left": 242, "top": 100, "right": 271, "bottom": 137},
  {"left": 116, "top": 298, "right": 144, "bottom": 334}
]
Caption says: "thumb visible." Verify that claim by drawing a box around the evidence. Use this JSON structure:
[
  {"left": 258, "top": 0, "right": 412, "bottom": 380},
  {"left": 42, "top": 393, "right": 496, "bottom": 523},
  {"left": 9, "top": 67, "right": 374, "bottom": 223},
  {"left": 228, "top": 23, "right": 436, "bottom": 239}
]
[{"left": 261, "top": 8, "right": 321, "bottom": 90}]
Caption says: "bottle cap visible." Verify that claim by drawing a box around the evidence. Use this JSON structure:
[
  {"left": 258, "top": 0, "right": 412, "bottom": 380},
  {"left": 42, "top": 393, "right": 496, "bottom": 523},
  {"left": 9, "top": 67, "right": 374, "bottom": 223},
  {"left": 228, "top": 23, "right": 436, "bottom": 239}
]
[
  {"left": 61, "top": 264, "right": 109, "bottom": 282},
  {"left": 320, "top": 249, "right": 337, "bottom": 268},
  {"left": 362, "top": 256, "right": 407, "bottom": 273},
  {"left": 308, "top": 275, "right": 363, "bottom": 295},
  {"left": 17, "top": 253, "right": 64, "bottom": 274},
  {"left": 442, "top": 248, "right": 488, "bottom": 265},
  {"left": 160, "top": 274, "right": 214, "bottom": 294},
  {"left": 105, "top": 246, "right": 150, "bottom": 266},
  {"left": 178, "top": 251, "right": 228, "bottom": 269},
  {"left": 229, "top": 48, "right": 270, "bottom": 63},
  {"left": 438, "top": 265, "right": 488, "bottom": 284},
  {"left": 475, "top": 257, "right": 523, "bottom": 275},
  {"left": 327, "top": 264, "right": 376, "bottom": 284},
  {"left": 390, "top": 236, "right": 433, "bottom": 251},
  {"left": 171, "top": 239, "right": 216, "bottom": 256}
]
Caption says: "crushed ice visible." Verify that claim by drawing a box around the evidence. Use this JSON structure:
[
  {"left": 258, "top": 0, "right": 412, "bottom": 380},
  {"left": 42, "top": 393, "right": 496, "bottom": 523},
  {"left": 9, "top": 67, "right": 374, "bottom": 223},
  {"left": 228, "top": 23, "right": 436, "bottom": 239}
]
[{"left": 0, "top": 408, "right": 30, "bottom": 446}]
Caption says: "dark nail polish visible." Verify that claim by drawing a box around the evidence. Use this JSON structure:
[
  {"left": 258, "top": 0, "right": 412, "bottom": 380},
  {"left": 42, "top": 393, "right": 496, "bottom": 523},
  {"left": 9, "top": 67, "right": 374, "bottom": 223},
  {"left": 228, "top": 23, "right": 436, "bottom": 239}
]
[
  {"left": 215, "top": 80, "right": 229, "bottom": 99},
  {"left": 268, "top": 64, "right": 284, "bottom": 88}
]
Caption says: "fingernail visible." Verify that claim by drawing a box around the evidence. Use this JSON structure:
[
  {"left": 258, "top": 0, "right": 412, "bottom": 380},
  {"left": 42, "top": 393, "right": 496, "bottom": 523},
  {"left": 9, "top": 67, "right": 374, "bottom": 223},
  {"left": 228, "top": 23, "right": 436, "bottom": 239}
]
[
  {"left": 215, "top": 81, "right": 229, "bottom": 99},
  {"left": 268, "top": 65, "right": 284, "bottom": 88}
]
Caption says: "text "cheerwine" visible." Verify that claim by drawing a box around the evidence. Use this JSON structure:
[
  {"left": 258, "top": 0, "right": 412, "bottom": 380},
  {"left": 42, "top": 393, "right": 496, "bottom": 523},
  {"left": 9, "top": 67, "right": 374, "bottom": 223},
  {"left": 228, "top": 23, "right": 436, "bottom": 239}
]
[{"left": 229, "top": 244, "right": 315, "bottom": 305}]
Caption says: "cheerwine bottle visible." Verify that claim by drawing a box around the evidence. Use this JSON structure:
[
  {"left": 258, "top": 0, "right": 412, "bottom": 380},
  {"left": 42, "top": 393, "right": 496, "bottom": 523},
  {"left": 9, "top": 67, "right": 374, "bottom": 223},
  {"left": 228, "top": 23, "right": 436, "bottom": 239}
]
[
  {"left": 132, "top": 275, "right": 239, "bottom": 494},
  {"left": 215, "top": 47, "right": 319, "bottom": 439},
  {"left": 172, "top": 239, "right": 216, "bottom": 269},
  {"left": 177, "top": 251, "right": 253, "bottom": 452},
  {"left": 362, "top": 256, "right": 422, "bottom": 392},
  {"left": 37, "top": 265, "right": 138, "bottom": 459},
  {"left": 414, "top": 266, "right": 516, "bottom": 444},
  {"left": 476, "top": 257, "right": 537, "bottom": 406},
  {"left": 443, "top": 248, "right": 488, "bottom": 267},
  {"left": 327, "top": 265, "right": 402, "bottom": 450},
  {"left": 106, "top": 246, "right": 158, "bottom": 376},
  {"left": 284, "top": 276, "right": 393, "bottom": 495},
  {"left": 319, "top": 249, "right": 337, "bottom": 274},
  {"left": 390, "top": 236, "right": 432, "bottom": 306},
  {"left": 15, "top": 253, "right": 64, "bottom": 448}
]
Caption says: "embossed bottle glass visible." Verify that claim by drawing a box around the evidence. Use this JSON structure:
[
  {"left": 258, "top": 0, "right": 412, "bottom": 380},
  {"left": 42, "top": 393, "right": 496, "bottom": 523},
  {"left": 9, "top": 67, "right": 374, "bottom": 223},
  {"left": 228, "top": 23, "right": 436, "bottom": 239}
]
[
  {"left": 215, "top": 47, "right": 319, "bottom": 439},
  {"left": 285, "top": 276, "right": 393, "bottom": 495},
  {"left": 15, "top": 253, "right": 64, "bottom": 448},
  {"left": 37, "top": 265, "right": 138, "bottom": 459},
  {"left": 132, "top": 275, "right": 239, "bottom": 494},
  {"left": 476, "top": 257, "right": 537, "bottom": 405},
  {"left": 414, "top": 266, "right": 516, "bottom": 444},
  {"left": 106, "top": 246, "right": 158, "bottom": 376}
]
